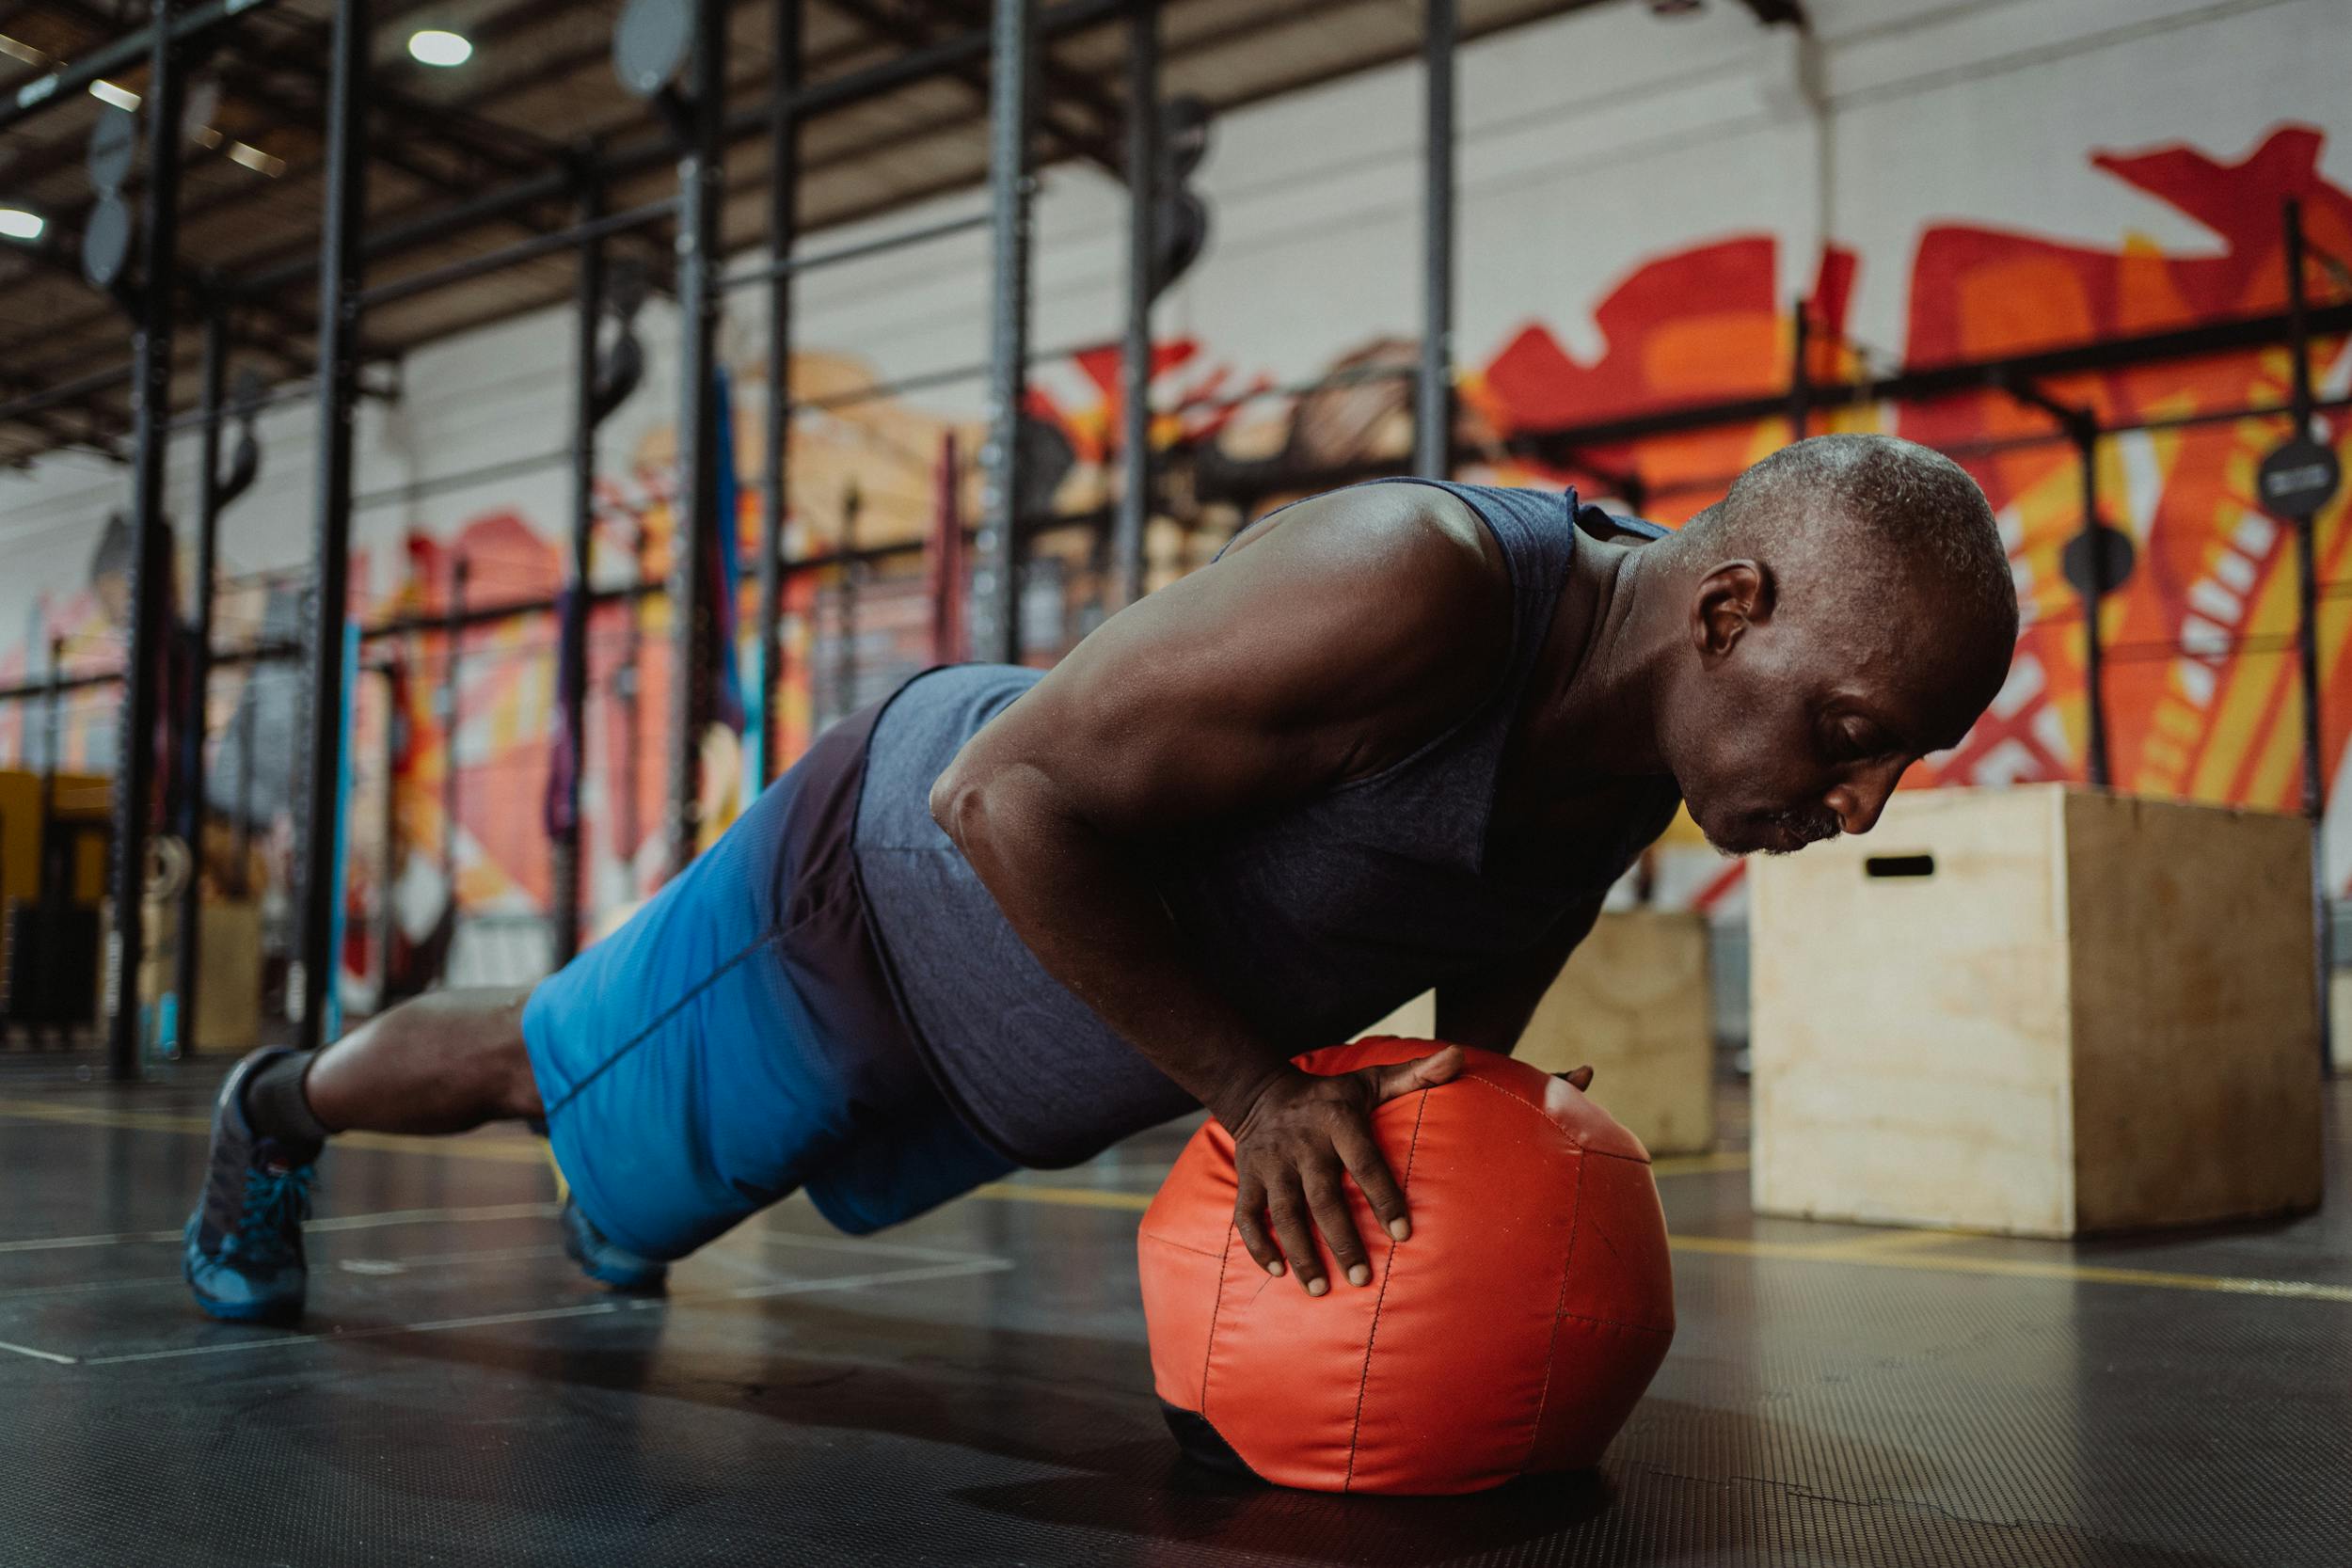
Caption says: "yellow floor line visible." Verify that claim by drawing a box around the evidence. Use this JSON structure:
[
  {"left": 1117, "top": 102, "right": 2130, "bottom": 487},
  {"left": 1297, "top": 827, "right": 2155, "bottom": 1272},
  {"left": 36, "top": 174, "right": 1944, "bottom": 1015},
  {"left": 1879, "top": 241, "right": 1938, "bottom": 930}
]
[
  {"left": 1798, "top": 1227, "right": 1987, "bottom": 1259},
  {"left": 970, "top": 1181, "right": 1156, "bottom": 1212},
  {"left": 1667, "top": 1234, "right": 2352, "bottom": 1304},
  {"left": 11, "top": 1095, "right": 2344, "bottom": 1306},
  {"left": 1651, "top": 1150, "right": 1750, "bottom": 1179}
]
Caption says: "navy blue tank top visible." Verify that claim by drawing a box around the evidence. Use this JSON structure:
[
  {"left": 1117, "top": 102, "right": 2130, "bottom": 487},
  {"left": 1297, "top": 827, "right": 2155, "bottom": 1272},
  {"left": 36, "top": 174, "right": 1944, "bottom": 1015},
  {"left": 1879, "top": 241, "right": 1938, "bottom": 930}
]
[{"left": 850, "top": 480, "right": 1679, "bottom": 1167}]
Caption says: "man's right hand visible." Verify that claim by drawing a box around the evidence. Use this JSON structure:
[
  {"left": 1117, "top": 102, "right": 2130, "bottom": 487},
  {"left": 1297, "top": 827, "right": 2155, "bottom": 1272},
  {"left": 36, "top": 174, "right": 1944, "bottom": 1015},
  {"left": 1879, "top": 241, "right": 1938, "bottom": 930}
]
[{"left": 1220, "top": 1046, "right": 1465, "bottom": 1296}]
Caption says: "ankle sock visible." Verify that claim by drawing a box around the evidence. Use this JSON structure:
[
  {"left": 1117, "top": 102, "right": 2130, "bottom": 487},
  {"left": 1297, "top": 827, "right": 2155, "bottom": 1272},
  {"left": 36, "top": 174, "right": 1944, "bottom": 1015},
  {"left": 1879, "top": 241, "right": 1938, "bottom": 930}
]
[{"left": 243, "top": 1053, "right": 330, "bottom": 1157}]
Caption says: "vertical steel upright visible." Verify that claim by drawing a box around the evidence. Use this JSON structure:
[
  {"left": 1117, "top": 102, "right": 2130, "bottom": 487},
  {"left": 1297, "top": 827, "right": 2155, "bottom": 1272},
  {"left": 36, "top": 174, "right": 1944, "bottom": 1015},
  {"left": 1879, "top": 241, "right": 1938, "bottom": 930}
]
[
  {"left": 107, "top": 0, "right": 188, "bottom": 1078},
  {"left": 977, "top": 0, "right": 1034, "bottom": 665},
  {"left": 294, "top": 0, "right": 372, "bottom": 1052},
  {"left": 1787, "top": 298, "right": 1810, "bottom": 444},
  {"left": 666, "top": 0, "right": 726, "bottom": 878},
  {"left": 551, "top": 175, "right": 603, "bottom": 968},
  {"left": 172, "top": 306, "right": 230, "bottom": 1053},
  {"left": 2074, "top": 420, "right": 2111, "bottom": 789},
  {"left": 757, "top": 0, "right": 801, "bottom": 786},
  {"left": 2283, "top": 198, "right": 2333, "bottom": 1071},
  {"left": 441, "top": 554, "right": 467, "bottom": 893},
  {"left": 1112, "top": 0, "right": 1158, "bottom": 611},
  {"left": 1414, "top": 0, "right": 1455, "bottom": 482}
]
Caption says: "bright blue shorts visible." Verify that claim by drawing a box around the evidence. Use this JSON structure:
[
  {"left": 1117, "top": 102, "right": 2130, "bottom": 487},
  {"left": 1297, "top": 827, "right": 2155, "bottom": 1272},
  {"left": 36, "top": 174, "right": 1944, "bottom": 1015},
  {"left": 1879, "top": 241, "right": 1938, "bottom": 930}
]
[{"left": 520, "top": 707, "right": 1014, "bottom": 1260}]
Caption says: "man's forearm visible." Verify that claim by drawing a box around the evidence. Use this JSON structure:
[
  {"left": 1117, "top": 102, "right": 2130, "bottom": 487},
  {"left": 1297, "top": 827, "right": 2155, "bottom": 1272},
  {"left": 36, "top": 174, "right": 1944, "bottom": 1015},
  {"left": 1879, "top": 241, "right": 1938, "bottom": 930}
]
[{"left": 932, "top": 761, "right": 1288, "bottom": 1124}]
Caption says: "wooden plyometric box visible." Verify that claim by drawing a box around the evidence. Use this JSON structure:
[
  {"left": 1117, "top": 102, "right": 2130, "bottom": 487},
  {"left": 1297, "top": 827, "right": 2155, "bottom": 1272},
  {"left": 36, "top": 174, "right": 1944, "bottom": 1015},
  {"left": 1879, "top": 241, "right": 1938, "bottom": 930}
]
[
  {"left": 1353, "top": 911, "right": 1716, "bottom": 1157},
  {"left": 1750, "top": 784, "right": 2322, "bottom": 1237}
]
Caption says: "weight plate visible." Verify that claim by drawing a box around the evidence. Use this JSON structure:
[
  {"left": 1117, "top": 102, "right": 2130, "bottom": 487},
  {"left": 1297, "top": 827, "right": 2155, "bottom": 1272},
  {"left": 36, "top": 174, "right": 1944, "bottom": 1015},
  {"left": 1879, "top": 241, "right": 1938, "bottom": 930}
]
[
  {"left": 81, "top": 192, "right": 133, "bottom": 290},
  {"left": 612, "top": 0, "right": 691, "bottom": 98},
  {"left": 2258, "top": 436, "right": 2342, "bottom": 521},
  {"left": 87, "top": 105, "right": 136, "bottom": 193}
]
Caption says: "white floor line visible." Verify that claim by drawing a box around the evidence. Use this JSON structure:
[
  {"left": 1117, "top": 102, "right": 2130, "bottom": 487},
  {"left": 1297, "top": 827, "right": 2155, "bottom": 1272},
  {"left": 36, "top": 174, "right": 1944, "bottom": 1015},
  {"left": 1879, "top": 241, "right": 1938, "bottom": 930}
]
[
  {"left": 725, "top": 1227, "right": 1001, "bottom": 1266},
  {"left": 692, "top": 1256, "right": 1015, "bottom": 1304},
  {"left": 0, "top": 1203, "right": 558, "bottom": 1257},
  {"left": 0, "top": 1338, "right": 76, "bottom": 1366},
  {"left": 72, "top": 1256, "right": 1018, "bottom": 1369},
  {"left": 81, "top": 1300, "right": 628, "bottom": 1367}
]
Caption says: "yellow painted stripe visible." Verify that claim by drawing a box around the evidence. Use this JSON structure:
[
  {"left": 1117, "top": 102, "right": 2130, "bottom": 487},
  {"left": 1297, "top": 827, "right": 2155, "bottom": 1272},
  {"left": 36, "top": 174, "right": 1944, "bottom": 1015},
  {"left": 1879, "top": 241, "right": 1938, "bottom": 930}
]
[
  {"left": 16, "top": 1098, "right": 2340, "bottom": 1306},
  {"left": 971, "top": 1182, "right": 1153, "bottom": 1212},
  {"left": 1668, "top": 1234, "right": 2352, "bottom": 1304},
  {"left": 1795, "top": 1226, "right": 1981, "bottom": 1259},
  {"left": 1651, "top": 1150, "right": 1749, "bottom": 1179}
]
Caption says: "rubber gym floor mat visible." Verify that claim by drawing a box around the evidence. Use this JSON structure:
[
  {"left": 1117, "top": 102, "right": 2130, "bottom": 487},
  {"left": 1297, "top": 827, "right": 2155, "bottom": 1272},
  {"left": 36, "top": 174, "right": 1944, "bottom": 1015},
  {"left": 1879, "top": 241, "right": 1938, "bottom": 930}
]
[{"left": 0, "top": 1057, "right": 2344, "bottom": 1567}]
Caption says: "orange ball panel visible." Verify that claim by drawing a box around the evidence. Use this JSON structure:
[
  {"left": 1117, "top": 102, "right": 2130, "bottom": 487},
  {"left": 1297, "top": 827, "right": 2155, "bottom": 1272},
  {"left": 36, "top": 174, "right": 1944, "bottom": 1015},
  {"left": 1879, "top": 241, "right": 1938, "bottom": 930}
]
[{"left": 1137, "top": 1038, "right": 1676, "bottom": 1495}]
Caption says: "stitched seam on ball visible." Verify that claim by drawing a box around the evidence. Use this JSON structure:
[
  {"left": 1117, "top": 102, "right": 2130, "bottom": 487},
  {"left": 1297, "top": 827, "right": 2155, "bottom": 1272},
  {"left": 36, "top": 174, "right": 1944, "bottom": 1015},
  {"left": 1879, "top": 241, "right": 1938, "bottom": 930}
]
[
  {"left": 1198, "top": 1212, "right": 1236, "bottom": 1422},
  {"left": 1454, "top": 1072, "right": 1653, "bottom": 1166},
  {"left": 1141, "top": 1232, "right": 1227, "bottom": 1261},
  {"left": 1520, "top": 1144, "right": 1585, "bottom": 1477},
  {"left": 1343, "top": 1090, "right": 1429, "bottom": 1495}
]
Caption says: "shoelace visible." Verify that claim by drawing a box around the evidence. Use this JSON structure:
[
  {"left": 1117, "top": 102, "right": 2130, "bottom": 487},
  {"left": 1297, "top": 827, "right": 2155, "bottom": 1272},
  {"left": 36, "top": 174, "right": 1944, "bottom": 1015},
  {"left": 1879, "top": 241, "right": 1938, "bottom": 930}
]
[{"left": 232, "top": 1164, "right": 315, "bottom": 1265}]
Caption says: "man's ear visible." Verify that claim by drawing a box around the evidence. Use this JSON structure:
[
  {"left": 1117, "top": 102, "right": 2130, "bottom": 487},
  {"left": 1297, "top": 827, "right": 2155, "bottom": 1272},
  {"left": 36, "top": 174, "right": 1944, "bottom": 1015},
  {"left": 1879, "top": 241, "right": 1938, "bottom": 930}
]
[{"left": 1692, "top": 559, "right": 1772, "bottom": 661}]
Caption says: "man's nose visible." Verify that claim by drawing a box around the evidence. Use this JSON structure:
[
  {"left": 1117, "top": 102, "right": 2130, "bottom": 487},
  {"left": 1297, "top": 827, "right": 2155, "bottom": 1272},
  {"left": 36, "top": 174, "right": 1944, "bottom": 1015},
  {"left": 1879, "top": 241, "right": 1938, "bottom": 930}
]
[{"left": 1825, "top": 762, "right": 1905, "bottom": 835}]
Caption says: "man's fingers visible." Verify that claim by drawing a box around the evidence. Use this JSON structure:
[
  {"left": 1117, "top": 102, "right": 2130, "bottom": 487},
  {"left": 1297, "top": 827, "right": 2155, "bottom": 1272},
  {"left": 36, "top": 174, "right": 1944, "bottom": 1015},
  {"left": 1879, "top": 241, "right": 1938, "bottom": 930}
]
[
  {"left": 1559, "top": 1064, "right": 1595, "bottom": 1092},
  {"left": 1265, "top": 1179, "right": 1326, "bottom": 1295},
  {"left": 1233, "top": 1173, "right": 1282, "bottom": 1276},
  {"left": 1370, "top": 1044, "right": 1465, "bottom": 1104},
  {"left": 1303, "top": 1159, "right": 1373, "bottom": 1288},
  {"left": 1331, "top": 1121, "right": 1412, "bottom": 1243}
]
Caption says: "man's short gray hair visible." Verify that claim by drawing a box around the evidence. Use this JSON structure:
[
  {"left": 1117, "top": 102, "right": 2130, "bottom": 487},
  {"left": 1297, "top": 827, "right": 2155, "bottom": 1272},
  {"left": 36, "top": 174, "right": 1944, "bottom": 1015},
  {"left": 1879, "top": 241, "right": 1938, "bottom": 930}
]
[{"left": 1681, "top": 433, "right": 2019, "bottom": 644}]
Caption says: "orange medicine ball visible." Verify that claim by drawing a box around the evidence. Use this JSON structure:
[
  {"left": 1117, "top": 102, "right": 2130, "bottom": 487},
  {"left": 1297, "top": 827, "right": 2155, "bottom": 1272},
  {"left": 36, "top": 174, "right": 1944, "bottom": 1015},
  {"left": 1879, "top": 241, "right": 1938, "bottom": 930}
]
[{"left": 1137, "top": 1037, "right": 1676, "bottom": 1495}]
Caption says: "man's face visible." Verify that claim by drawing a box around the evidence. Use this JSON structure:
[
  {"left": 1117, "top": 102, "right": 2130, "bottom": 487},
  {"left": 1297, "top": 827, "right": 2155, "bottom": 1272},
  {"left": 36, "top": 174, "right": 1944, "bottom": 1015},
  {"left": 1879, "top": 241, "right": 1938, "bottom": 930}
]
[{"left": 1659, "top": 562, "right": 2010, "bottom": 857}]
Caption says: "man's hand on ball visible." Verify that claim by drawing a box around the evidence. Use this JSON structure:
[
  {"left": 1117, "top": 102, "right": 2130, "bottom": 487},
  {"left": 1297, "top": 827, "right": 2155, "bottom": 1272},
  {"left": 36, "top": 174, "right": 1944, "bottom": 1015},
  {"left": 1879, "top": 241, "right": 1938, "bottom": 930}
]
[{"left": 1221, "top": 1046, "right": 1465, "bottom": 1296}]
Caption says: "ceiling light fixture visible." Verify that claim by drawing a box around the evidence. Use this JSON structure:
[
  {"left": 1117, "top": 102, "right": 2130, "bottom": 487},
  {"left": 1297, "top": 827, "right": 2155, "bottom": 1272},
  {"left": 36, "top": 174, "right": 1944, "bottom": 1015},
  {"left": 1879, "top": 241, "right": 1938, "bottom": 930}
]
[
  {"left": 225, "top": 141, "right": 285, "bottom": 177},
  {"left": 0, "top": 208, "right": 45, "bottom": 241},
  {"left": 88, "top": 78, "right": 141, "bottom": 110},
  {"left": 407, "top": 29, "right": 472, "bottom": 67}
]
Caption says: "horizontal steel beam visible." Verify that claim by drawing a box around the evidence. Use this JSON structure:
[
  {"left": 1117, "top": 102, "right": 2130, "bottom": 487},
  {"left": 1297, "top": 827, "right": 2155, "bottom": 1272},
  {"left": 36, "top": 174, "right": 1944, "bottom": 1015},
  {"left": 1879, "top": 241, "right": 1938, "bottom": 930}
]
[
  {"left": 224, "top": 0, "right": 1129, "bottom": 301},
  {"left": 358, "top": 196, "right": 678, "bottom": 309},
  {"left": 720, "top": 207, "right": 993, "bottom": 292},
  {"left": 0, "top": 0, "right": 282, "bottom": 133},
  {"left": 1517, "top": 299, "right": 2352, "bottom": 453}
]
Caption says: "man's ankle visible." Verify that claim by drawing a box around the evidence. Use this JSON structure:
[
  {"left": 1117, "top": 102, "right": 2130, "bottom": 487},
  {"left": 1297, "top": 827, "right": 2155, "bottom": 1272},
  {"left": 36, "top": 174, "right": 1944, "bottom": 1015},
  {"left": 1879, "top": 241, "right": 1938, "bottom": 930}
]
[{"left": 243, "top": 1052, "right": 330, "bottom": 1157}]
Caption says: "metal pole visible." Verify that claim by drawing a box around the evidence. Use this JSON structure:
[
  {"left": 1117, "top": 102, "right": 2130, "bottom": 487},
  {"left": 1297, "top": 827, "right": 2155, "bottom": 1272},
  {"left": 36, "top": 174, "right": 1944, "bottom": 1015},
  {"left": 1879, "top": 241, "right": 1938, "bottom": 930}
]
[
  {"left": 1113, "top": 0, "right": 1157, "bottom": 612},
  {"left": 441, "top": 554, "right": 467, "bottom": 895},
  {"left": 107, "top": 0, "right": 188, "bottom": 1080},
  {"left": 2284, "top": 198, "right": 2333, "bottom": 1073},
  {"left": 665, "top": 0, "right": 725, "bottom": 878},
  {"left": 757, "top": 0, "right": 802, "bottom": 786},
  {"left": 551, "top": 179, "right": 602, "bottom": 969},
  {"left": 373, "top": 663, "right": 399, "bottom": 1006},
  {"left": 41, "top": 638, "right": 63, "bottom": 905},
  {"left": 977, "top": 0, "right": 1034, "bottom": 665},
  {"left": 172, "top": 306, "right": 229, "bottom": 1055},
  {"left": 293, "top": 0, "right": 371, "bottom": 1053},
  {"left": 835, "top": 480, "right": 861, "bottom": 720},
  {"left": 619, "top": 521, "right": 644, "bottom": 888},
  {"left": 2075, "top": 420, "right": 2111, "bottom": 789},
  {"left": 1788, "top": 296, "right": 1810, "bottom": 445},
  {"left": 1414, "top": 0, "right": 1454, "bottom": 482}
]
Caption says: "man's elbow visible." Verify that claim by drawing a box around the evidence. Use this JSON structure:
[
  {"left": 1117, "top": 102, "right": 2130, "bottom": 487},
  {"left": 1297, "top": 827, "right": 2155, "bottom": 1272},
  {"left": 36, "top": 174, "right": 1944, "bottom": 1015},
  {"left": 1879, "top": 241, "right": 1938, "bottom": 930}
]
[{"left": 928, "top": 759, "right": 978, "bottom": 843}]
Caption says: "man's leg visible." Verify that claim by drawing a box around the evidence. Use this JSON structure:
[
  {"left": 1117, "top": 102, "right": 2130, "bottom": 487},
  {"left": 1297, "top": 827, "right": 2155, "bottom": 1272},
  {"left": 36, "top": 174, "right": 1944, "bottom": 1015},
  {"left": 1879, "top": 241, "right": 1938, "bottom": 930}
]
[
  {"left": 296, "top": 987, "right": 541, "bottom": 1135},
  {"left": 184, "top": 988, "right": 649, "bottom": 1326}
]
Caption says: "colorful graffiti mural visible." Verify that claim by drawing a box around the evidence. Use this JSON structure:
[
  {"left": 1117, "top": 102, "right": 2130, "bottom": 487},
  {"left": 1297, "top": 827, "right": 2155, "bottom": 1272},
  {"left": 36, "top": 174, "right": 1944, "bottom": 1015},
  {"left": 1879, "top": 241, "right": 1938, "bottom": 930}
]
[{"left": 6, "top": 125, "right": 2348, "bottom": 986}]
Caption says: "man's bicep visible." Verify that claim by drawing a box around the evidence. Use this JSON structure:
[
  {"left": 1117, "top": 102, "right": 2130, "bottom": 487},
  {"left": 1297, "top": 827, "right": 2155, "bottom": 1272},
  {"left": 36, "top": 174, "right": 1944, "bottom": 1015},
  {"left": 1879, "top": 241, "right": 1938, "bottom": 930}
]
[{"left": 946, "top": 498, "right": 1501, "bottom": 835}]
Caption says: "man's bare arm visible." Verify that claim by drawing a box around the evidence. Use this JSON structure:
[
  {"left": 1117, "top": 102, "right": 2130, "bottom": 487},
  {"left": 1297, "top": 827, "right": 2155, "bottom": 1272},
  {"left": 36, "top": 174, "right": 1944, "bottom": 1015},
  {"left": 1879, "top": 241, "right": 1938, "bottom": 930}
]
[{"left": 930, "top": 484, "right": 1506, "bottom": 1293}]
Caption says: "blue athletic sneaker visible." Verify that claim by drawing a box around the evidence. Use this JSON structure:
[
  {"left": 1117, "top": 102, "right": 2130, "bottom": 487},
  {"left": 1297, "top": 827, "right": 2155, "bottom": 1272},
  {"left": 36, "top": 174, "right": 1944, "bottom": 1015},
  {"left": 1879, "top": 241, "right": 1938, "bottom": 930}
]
[
  {"left": 183, "top": 1048, "right": 318, "bottom": 1325},
  {"left": 560, "top": 1195, "right": 668, "bottom": 1294}
]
